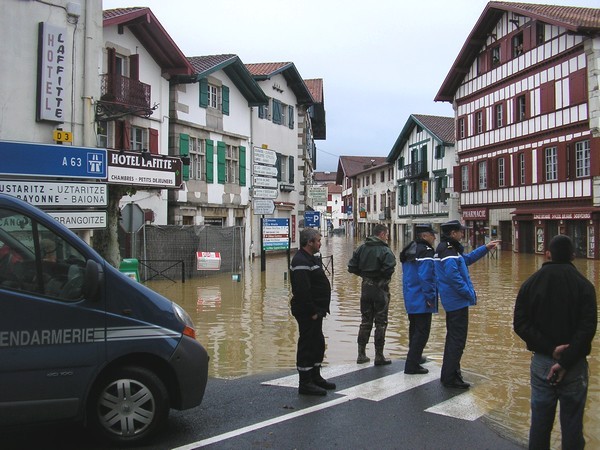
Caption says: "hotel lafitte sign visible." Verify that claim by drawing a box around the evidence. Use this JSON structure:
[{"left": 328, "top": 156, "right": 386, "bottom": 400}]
[
  {"left": 107, "top": 150, "right": 183, "bottom": 188},
  {"left": 37, "top": 22, "right": 68, "bottom": 122}
]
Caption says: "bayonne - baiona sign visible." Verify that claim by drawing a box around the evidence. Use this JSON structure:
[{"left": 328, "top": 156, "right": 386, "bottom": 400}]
[{"left": 107, "top": 150, "right": 182, "bottom": 188}]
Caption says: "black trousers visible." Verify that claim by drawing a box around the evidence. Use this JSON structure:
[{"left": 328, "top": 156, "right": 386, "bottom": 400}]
[
  {"left": 441, "top": 306, "right": 469, "bottom": 384},
  {"left": 294, "top": 315, "right": 325, "bottom": 370},
  {"left": 357, "top": 278, "right": 390, "bottom": 348},
  {"left": 405, "top": 313, "right": 432, "bottom": 371}
]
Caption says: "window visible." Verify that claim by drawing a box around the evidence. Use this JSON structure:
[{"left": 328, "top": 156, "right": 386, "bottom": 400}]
[
  {"left": 461, "top": 165, "right": 469, "bottom": 191},
  {"left": 410, "top": 182, "right": 422, "bottom": 205},
  {"left": 575, "top": 140, "right": 590, "bottom": 178},
  {"left": 519, "top": 153, "right": 526, "bottom": 184},
  {"left": 516, "top": 95, "right": 527, "bottom": 122},
  {"left": 208, "top": 84, "right": 220, "bottom": 109},
  {"left": 495, "top": 103, "right": 503, "bottom": 128},
  {"left": 226, "top": 145, "right": 238, "bottom": 183},
  {"left": 458, "top": 117, "right": 465, "bottom": 139},
  {"left": 380, "top": 193, "right": 386, "bottom": 211},
  {"left": 498, "top": 158, "right": 506, "bottom": 187},
  {"left": 380, "top": 171, "right": 385, "bottom": 182},
  {"left": 97, "top": 121, "right": 108, "bottom": 147},
  {"left": 545, "top": 147, "right": 557, "bottom": 181},
  {"left": 398, "top": 184, "right": 408, "bottom": 206},
  {"left": 476, "top": 110, "right": 484, "bottom": 134},
  {"left": 536, "top": 23, "right": 545, "bottom": 45},
  {"left": 258, "top": 100, "right": 270, "bottom": 120},
  {"left": 371, "top": 174, "right": 375, "bottom": 184},
  {"left": 130, "top": 126, "right": 146, "bottom": 151},
  {"left": 491, "top": 45, "right": 501, "bottom": 66},
  {"left": 478, "top": 161, "right": 487, "bottom": 189},
  {"left": 189, "top": 137, "right": 205, "bottom": 181},
  {"left": 434, "top": 170, "right": 448, "bottom": 203},
  {"left": 512, "top": 33, "right": 523, "bottom": 57},
  {"left": 435, "top": 144, "right": 445, "bottom": 159}
]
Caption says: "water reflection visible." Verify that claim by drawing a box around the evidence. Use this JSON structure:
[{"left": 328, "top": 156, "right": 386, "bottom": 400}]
[{"left": 147, "top": 235, "right": 599, "bottom": 448}]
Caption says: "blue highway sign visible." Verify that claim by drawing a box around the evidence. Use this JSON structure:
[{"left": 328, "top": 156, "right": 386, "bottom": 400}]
[{"left": 0, "top": 141, "right": 107, "bottom": 180}]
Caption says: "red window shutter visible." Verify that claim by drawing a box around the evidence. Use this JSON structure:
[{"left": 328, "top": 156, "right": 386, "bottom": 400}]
[
  {"left": 540, "top": 81, "right": 555, "bottom": 114},
  {"left": 149, "top": 128, "right": 159, "bottom": 154},
  {"left": 525, "top": 151, "right": 533, "bottom": 185},
  {"left": 569, "top": 69, "right": 587, "bottom": 105},
  {"left": 537, "top": 147, "right": 545, "bottom": 182},
  {"left": 453, "top": 165, "right": 462, "bottom": 192},
  {"left": 123, "top": 121, "right": 131, "bottom": 150},
  {"left": 115, "top": 120, "right": 124, "bottom": 150},
  {"left": 327, "top": 206, "right": 332, "bottom": 213},
  {"left": 130, "top": 54, "right": 139, "bottom": 81},
  {"left": 566, "top": 143, "right": 575, "bottom": 180},
  {"left": 469, "top": 163, "right": 476, "bottom": 191},
  {"left": 504, "top": 156, "right": 512, "bottom": 186},
  {"left": 107, "top": 47, "right": 116, "bottom": 75}
]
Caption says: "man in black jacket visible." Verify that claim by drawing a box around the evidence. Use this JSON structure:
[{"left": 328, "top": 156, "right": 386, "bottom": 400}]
[
  {"left": 290, "top": 228, "right": 335, "bottom": 396},
  {"left": 514, "top": 235, "right": 597, "bottom": 449}
]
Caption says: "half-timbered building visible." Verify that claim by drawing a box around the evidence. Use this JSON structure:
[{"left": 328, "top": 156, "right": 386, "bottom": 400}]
[{"left": 436, "top": 2, "right": 600, "bottom": 258}]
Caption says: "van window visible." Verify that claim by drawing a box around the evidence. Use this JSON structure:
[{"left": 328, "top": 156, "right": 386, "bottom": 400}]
[{"left": 0, "top": 208, "right": 87, "bottom": 301}]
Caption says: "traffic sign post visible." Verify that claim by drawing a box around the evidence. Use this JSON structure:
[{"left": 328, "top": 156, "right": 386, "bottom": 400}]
[
  {"left": 120, "top": 203, "right": 145, "bottom": 260},
  {"left": 253, "top": 199, "right": 275, "bottom": 215}
]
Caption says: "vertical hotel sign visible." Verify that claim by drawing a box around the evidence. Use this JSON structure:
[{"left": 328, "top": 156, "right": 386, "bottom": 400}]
[{"left": 37, "top": 22, "right": 67, "bottom": 122}]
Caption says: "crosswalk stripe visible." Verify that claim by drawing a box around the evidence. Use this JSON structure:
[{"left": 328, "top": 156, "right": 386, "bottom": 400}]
[
  {"left": 425, "top": 391, "right": 485, "bottom": 421},
  {"left": 336, "top": 364, "right": 441, "bottom": 401},
  {"left": 261, "top": 363, "right": 372, "bottom": 388}
]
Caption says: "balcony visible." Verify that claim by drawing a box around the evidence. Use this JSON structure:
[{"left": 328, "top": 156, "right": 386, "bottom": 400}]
[
  {"left": 403, "top": 160, "right": 428, "bottom": 179},
  {"left": 96, "top": 74, "right": 154, "bottom": 120}
]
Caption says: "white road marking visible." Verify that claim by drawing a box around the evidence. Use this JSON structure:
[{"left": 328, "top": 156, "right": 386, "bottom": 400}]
[
  {"left": 176, "top": 363, "right": 488, "bottom": 449},
  {"left": 171, "top": 395, "right": 354, "bottom": 450},
  {"left": 337, "top": 364, "right": 441, "bottom": 401},
  {"left": 425, "top": 391, "right": 485, "bottom": 421}
]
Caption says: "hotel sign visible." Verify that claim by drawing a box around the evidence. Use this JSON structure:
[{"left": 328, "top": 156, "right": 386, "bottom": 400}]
[
  {"left": 37, "top": 22, "right": 68, "bottom": 122},
  {"left": 107, "top": 150, "right": 182, "bottom": 188}
]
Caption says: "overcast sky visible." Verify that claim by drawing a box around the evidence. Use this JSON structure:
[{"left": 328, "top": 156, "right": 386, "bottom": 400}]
[{"left": 103, "top": 0, "right": 599, "bottom": 172}]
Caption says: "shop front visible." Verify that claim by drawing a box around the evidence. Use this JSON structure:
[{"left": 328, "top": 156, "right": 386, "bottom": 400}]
[
  {"left": 462, "top": 207, "right": 489, "bottom": 249},
  {"left": 511, "top": 208, "right": 600, "bottom": 259}
]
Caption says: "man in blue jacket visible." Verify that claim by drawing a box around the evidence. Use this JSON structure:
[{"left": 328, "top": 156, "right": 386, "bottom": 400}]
[
  {"left": 400, "top": 223, "right": 438, "bottom": 374},
  {"left": 348, "top": 224, "right": 396, "bottom": 365},
  {"left": 435, "top": 220, "right": 499, "bottom": 388}
]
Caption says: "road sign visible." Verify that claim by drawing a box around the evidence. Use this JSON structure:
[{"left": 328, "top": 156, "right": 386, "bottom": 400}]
[
  {"left": 308, "top": 186, "right": 328, "bottom": 206},
  {"left": 120, "top": 203, "right": 144, "bottom": 233},
  {"left": 305, "top": 211, "right": 321, "bottom": 228},
  {"left": 253, "top": 164, "right": 278, "bottom": 177},
  {"left": 48, "top": 211, "right": 107, "bottom": 229},
  {"left": 253, "top": 199, "right": 275, "bottom": 215},
  {"left": 254, "top": 188, "right": 278, "bottom": 199},
  {"left": 53, "top": 130, "right": 73, "bottom": 143},
  {"left": 0, "top": 140, "right": 107, "bottom": 179},
  {"left": 253, "top": 176, "right": 278, "bottom": 188},
  {"left": 0, "top": 180, "right": 107, "bottom": 207},
  {"left": 253, "top": 147, "right": 277, "bottom": 166},
  {"left": 262, "top": 218, "right": 289, "bottom": 251}
]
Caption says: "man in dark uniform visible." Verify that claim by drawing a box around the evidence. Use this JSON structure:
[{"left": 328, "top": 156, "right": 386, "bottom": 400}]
[
  {"left": 514, "top": 235, "right": 597, "bottom": 449},
  {"left": 400, "top": 223, "right": 438, "bottom": 374},
  {"left": 348, "top": 224, "right": 396, "bottom": 365},
  {"left": 290, "top": 228, "right": 335, "bottom": 396}
]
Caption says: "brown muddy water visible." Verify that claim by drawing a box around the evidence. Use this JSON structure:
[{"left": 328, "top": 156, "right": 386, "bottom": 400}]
[{"left": 146, "top": 235, "right": 600, "bottom": 448}]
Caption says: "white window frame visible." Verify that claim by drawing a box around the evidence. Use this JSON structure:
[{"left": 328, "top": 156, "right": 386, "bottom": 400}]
[
  {"left": 130, "top": 126, "right": 146, "bottom": 151},
  {"left": 189, "top": 137, "right": 205, "bottom": 181},
  {"left": 461, "top": 165, "right": 469, "bottom": 191},
  {"left": 495, "top": 104, "right": 503, "bottom": 128},
  {"left": 545, "top": 146, "right": 557, "bottom": 181},
  {"left": 498, "top": 158, "right": 505, "bottom": 187},
  {"left": 226, "top": 144, "right": 238, "bottom": 183},
  {"left": 476, "top": 111, "right": 483, "bottom": 134},
  {"left": 478, "top": 161, "right": 487, "bottom": 189},
  {"left": 519, "top": 153, "right": 526, "bottom": 184},
  {"left": 575, "top": 140, "right": 590, "bottom": 178},
  {"left": 208, "top": 84, "right": 220, "bottom": 110}
]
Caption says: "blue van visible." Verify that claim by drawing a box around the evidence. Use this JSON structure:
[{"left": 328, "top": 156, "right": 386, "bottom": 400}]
[{"left": 0, "top": 193, "right": 209, "bottom": 445}]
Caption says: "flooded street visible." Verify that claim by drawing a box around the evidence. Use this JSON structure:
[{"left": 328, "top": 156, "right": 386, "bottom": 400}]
[{"left": 147, "top": 235, "right": 600, "bottom": 448}]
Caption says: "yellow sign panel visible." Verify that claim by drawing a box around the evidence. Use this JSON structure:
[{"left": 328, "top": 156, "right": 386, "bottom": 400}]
[{"left": 53, "top": 130, "right": 73, "bottom": 143}]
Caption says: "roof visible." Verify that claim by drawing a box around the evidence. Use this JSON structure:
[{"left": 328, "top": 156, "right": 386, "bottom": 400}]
[
  {"left": 328, "top": 184, "right": 343, "bottom": 194},
  {"left": 103, "top": 8, "right": 194, "bottom": 77},
  {"left": 186, "top": 55, "right": 268, "bottom": 106},
  {"left": 335, "top": 156, "right": 389, "bottom": 184},
  {"left": 387, "top": 114, "right": 455, "bottom": 162},
  {"left": 305, "top": 78, "right": 326, "bottom": 140},
  {"left": 313, "top": 171, "right": 337, "bottom": 183},
  {"left": 246, "top": 62, "right": 315, "bottom": 105},
  {"left": 435, "top": 2, "right": 600, "bottom": 102}
]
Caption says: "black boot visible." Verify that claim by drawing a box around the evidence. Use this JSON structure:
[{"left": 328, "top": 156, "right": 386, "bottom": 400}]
[
  {"left": 298, "top": 369, "right": 326, "bottom": 396},
  {"left": 357, "top": 344, "right": 370, "bottom": 364},
  {"left": 374, "top": 347, "right": 392, "bottom": 366},
  {"left": 312, "top": 366, "right": 336, "bottom": 390}
]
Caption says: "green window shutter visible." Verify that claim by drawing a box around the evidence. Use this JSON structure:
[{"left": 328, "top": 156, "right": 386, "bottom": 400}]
[
  {"left": 420, "top": 145, "right": 428, "bottom": 165},
  {"left": 206, "top": 139, "right": 214, "bottom": 183},
  {"left": 239, "top": 145, "right": 246, "bottom": 186},
  {"left": 217, "top": 141, "right": 226, "bottom": 184},
  {"left": 179, "top": 133, "right": 190, "bottom": 181},
  {"left": 258, "top": 105, "right": 265, "bottom": 119},
  {"left": 199, "top": 78, "right": 208, "bottom": 108},
  {"left": 288, "top": 105, "right": 294, "bottom": 129},
  {"left": 272, "top": 100, "right": 281, "bottom": 124},
  {"left": 222, "top": 85, "right": 230, "bottom": 115},
  {"left": 276, "top": 153, "right": 282, "bottom": 181},
  {"left": 288, "top": 155, "right": 294, "bottom": 183}
]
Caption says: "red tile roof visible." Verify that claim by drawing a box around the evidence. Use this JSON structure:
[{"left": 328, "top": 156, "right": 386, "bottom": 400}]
[
  {"left": 187, "top": 55, "right": 237, "bottom": 74},
  {"left": 336, "top": 156, "right": 389, "bottom": 184},
  {"left": 304, "top": 79, "right": 324, "bottom": 103},
  {"left": 245, "top": 62, "right": 292, "bottom": 76},
  {"left": 492, "top": 2, "right": 600, "bottom": 29},
  {"left": 412, "top": 114, "right": 455, "bottom": 144}
]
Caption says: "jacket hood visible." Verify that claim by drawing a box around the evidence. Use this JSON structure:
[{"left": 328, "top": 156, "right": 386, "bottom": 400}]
[{"left": 365, "top": 236, "right": 388, "bottom": 247}]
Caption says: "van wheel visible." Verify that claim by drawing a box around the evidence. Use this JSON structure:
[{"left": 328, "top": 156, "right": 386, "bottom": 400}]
[{"left": 88, "top": 366, "right": 170, "bottom": 445}]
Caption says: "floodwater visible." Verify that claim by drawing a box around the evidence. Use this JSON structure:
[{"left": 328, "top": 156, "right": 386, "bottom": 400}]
[{"left": 146, "top": 235, "right": 600, "bottom": 448}]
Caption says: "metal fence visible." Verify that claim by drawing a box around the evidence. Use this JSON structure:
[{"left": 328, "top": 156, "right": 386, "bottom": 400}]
[{"left": 120, "top": 225, "right": 245, "bottom": 282}]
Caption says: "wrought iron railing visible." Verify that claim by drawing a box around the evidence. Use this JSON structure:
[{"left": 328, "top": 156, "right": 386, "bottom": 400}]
[
  {"left": 403, "top": 160, "right": 428, "bottom": 179},
  {"left": 100, "top": 73, "right": 151, "bottom": 109}
]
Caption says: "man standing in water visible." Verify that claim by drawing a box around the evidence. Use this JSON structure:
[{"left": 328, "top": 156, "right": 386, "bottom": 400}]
[
  {"left": 290, "top": 228, "right": 336, "bottom": 396},
  {"left": 435, "top": 220, "right": 499, "bottom": 388},
  {"left": 399, "top": 224, "right": 438, "bottom": 375},
  {"left": 514, "top": 235, "right": 597, "bottom": 449},
  {"left": 348, "top": 224, "right": 396, "bottom": 365}
]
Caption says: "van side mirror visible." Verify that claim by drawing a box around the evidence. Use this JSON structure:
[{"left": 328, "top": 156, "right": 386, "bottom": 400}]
[{"left": 83, "top": 259, "right": 102, "bottom": 301}]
